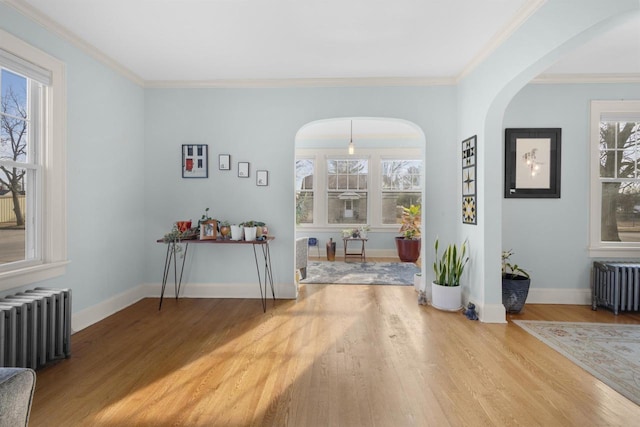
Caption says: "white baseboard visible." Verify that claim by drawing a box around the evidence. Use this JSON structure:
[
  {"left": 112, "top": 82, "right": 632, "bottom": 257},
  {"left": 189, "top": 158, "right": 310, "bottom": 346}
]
[
  {"left": 526, "top": 288, "right": 591, "bottom": 305},
  {"left": 71, "top": 281, "right": 297, "bottom": 333},
  {"left": 72, "top": 285, "right": 148, "bottom": 333}
]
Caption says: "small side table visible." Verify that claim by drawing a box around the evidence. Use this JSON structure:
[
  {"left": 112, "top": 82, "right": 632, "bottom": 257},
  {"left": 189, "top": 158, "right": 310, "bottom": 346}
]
[{"left": 343, "top": 237, "right": 367, "bottom": 262}]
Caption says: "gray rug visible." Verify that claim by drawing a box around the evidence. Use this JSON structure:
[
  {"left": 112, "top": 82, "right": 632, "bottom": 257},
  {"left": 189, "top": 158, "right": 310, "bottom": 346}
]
[
  {"left": 514, "top": 321, "right": 640, "bottom": 405},
  {"left": 301, "top": 261, "right": 420, "bottom": 285}
]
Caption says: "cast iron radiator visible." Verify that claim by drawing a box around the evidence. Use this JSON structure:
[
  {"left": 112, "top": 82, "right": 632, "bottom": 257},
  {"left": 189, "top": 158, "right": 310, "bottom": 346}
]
[
  {"left": 592, "top": 262, "right": 640, "bottom": 315},
  {"left": 0, "top": 287, "right": 71, "bottom": 369}
]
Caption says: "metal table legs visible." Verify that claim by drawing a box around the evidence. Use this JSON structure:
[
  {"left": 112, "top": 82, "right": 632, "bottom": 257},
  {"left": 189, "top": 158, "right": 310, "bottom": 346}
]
[{"left": 159, "top": 241, "right": 189, "bottom": 310}]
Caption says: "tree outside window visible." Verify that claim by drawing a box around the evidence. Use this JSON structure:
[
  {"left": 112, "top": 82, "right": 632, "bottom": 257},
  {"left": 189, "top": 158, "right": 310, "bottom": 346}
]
[
  {"left": 0, "top": 68, "right": 29, "bottom": 264},
  {"left": 381, "top": 160, "right": 422, "bottom": 224},
  {"left": 295, "top": 159, "right": 314, "bottom": 224},
  {"left": 600, "top": 120, "right": 640, "bottom": 242}
]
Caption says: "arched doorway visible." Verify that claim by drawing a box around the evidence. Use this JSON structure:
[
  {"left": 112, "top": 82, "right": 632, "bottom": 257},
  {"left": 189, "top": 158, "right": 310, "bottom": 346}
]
[{"left": 293, "top": 117, "right": 426, "bottom": 289}]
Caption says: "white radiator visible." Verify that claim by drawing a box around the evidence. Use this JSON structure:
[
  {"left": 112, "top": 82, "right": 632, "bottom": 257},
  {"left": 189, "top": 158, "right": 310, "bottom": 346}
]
[
  {"left": 592, "top": 262, "right": 640, "bottom": 315},
  {"left": 0, "top": 288, "right": 71, "bottom": 369}
]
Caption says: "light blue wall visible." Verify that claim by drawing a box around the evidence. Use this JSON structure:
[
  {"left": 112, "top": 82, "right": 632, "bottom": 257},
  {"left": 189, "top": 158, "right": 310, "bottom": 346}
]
[
  {"left": 503, "top": 82, "right": 640, "bottom": 293},
  {"left": 143, "top": 86, "right": 458, "bottom": 296},
  {"left": 0, "top": 4, "right": 146, "bottom": 312},
  {"left": 456, "top": 0, "right": 640, "bottom": 319}
]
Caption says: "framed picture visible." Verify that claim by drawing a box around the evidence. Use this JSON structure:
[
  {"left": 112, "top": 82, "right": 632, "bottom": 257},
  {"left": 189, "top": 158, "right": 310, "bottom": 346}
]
[
  {"left": 504, "top": 128, "right": 561, "bottom": 198},
  {"left": 199, "top": 220, "right": 218, "bottom": 240},
  {"left": 238, "top": 162, "right": 250, "bottom": 178},
  {"left": 219, "top": 154, "right": 230, "bottom": 170},
  {"left": 182, "top": 144, "right": 208, "bottom": 178},
  {"left": 256, "top": 170, "right": 268, "bottom": 186},
  {"left": 462, "top": 135, "right": 477, "bottom": 225}
]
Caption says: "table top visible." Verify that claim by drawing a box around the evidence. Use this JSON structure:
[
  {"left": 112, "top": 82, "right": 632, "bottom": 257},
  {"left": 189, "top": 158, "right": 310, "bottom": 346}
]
[
  {"left": 342, "top": 237, "right": 368, "bottom": 241},
  {"left": 157, "top": 236, "right": 274, "bottom": 244}
]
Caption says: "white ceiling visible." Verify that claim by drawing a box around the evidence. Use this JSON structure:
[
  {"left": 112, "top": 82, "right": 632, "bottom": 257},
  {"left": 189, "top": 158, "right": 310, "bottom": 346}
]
[{"left": 12, "top": 0, "right": 638, "bottom": 84}]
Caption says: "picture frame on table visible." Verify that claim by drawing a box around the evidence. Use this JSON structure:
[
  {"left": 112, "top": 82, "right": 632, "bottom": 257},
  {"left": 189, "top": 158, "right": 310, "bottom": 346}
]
[
  {"left": 199, "top": 220, "right": 218, "bottom": 240},
  {"left": 504, "top": 128, "right": 561, "bottom": 199},
  {"left": 182, "top": 144, "right": 208, "bottom": 178},
  {"left": 238, "top": 162, "right": 250, "bottom": 178}
]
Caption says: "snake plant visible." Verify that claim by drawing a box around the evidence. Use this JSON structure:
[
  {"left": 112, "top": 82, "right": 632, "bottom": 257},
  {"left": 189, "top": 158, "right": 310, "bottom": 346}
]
[{"left": 433, "top": 238, "right": 469, "bottom": 286}]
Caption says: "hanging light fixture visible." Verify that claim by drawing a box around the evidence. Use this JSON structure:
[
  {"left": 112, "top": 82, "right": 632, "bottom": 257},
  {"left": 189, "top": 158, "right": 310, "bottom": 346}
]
[{"left": 348, "top": 120, "right": 355, "bottom": 155}]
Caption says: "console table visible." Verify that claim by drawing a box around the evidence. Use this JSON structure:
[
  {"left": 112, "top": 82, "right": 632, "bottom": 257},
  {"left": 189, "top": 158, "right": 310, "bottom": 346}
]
[
  {"left": 343, "top": 237, "right": 367, "bottom": 262},
  {"left": 157, "top": 237, "right": 275, "bottom": 312}
]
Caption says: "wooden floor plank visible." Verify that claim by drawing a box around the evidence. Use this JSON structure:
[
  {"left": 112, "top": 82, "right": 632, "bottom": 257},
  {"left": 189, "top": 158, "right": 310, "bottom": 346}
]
[{"left": 29, "top": 282, "right": 640, "bottom": 426}]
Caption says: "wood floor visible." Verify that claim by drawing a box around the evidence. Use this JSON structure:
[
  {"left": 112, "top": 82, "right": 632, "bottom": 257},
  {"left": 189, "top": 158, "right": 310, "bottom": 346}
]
[{"left": 30, "top": 282, "right": 640, "bottom": 426}]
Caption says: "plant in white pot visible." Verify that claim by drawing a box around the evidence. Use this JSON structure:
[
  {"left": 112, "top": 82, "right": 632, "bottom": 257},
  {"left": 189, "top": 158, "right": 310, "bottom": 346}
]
[
  {"left": 432, "top": 238, "right": 468, "bottom": 311},
  {"left": 502, "top": 250, "right": 531, "bottom": 314}
]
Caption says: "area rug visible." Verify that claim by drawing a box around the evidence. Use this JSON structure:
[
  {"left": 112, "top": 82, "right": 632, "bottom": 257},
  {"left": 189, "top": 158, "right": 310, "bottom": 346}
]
[
  {"left": 301, "top": 261, "right": 419, "bottom": 285},
  {"left": 514, "top": 320, "right": 640, "bottom": 405}
]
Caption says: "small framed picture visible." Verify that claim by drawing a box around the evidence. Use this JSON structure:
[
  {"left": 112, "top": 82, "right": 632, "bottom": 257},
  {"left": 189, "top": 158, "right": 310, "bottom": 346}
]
[
  {"left": 256, "top": 170, "right": 268, "bottom": 186},
  {"left": 219, "top": 154, "right": 230, "bottom": 170},
  {"left": 199, "top": 220, "right": 218, "bottom": 240},
  {"left": 182, "top": 144, "right": 208, "bottom": 178},
  {"left": 238, "top": 162, "right": 250, "bottom": 178}
]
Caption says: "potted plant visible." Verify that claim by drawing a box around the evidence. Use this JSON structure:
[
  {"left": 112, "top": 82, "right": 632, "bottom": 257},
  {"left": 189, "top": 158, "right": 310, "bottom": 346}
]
[
  {"left": 431, "top": 238, "right": 468, "bottom": 311},
  {"left": 219, "top": 221, "right": 231, "bottom": 239},
  {"left": 241, "top": 221, "right": 258, "bottom": 241},
  {"left": 395, "top": 204, "right": 421, "bottom": 262},
  {"left": 502, "top": 250, "right": 531, "bottom": 314}
]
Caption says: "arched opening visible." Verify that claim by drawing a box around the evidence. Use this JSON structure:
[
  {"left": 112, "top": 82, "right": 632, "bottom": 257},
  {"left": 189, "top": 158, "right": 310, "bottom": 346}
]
[{"left": 293, "top": 117, "right": 426, "bottom": 288}]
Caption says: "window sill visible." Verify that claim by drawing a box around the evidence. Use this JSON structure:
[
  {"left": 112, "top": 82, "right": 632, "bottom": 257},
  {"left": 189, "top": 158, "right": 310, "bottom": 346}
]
[
  {"left": 0, "top": 260, "right": 70, "bottom": 292},
  {"left": 589, "top": 246, "right": 640, "bottom": 259}
]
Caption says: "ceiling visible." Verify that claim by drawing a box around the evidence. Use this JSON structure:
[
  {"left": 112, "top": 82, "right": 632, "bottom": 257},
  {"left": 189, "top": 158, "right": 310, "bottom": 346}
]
[{"left": 12, "top": 0, "right": 639, "bottom": 84}]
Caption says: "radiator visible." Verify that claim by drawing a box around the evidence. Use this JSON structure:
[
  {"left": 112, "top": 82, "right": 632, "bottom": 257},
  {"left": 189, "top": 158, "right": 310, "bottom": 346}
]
[
  {"left": 592, "top": 262, "right": 640, "bottom": 315},
  {"left": 0, "top": 287, "right": 71, "bottom": 369}
]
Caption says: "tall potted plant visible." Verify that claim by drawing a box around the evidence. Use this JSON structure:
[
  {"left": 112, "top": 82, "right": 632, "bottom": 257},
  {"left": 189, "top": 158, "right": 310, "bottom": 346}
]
[
  {"left": 395, "top": 204, "right": 421, "bottom": 262},
  {"left": 432, "top": 238, "right": 468, "bottom": 311},
  {"left": 502, "top": 250, "right": 531, "bottom": 314}
]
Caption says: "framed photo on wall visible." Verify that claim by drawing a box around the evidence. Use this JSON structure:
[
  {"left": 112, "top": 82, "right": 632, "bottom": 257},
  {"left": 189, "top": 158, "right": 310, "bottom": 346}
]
[
  {"left": 219, "top": 154, "right": 230, "bottom": 170},
  {"left": 182, "top": 144, "right": 208, "bottom": 178},
  {"left": 504, "top": 128, "right": 561, "bottom": 198},
  {"left": 256, "top": 170, "right": 268, "bottom": 186},
  {"left": 238, "top": 162, "right": 250, "bottom": 178}
]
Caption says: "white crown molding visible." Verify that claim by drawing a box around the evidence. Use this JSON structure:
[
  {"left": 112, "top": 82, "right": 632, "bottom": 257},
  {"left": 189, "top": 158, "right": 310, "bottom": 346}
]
[
  {"left": 532, "top": 73, "right": 640, "bottom": 84},
  {"left": 457, "top": 0, "right": 547, "bottom": 82},
  {"left": 4, "top": 0, "right": 144, "bottom": 86},
  {"left": 144, "top": 76, "right": 457, "bottom": 89}
]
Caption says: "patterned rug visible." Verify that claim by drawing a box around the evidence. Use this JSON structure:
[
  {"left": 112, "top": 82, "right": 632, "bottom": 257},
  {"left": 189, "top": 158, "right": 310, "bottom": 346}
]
[
  {"left": 514, "top": 320, "right": 640, "bottom": 405},
  {"left": 301, "top": 261, "right": 419, "bottom": 285}
]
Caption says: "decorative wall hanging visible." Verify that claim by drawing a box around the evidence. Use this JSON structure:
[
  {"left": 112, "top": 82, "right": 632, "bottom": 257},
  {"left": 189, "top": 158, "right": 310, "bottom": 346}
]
[
  {"left": 219, "top": 154, "right": 230, "bottom": 170},
  {"left": 256, "top": 170, "right": 269, "bottom": 186},
  {"left": 504, "top": 128, "right": 561, "bottom": 198},
  {"left": 182, "top": 144, "right": 208, "bottom": 178},
  {"left": 238, "top": 162, "right": 250, "bottom": 178},
  {"left": 462, "top": 135, "right": 477, "bottom": 225}
]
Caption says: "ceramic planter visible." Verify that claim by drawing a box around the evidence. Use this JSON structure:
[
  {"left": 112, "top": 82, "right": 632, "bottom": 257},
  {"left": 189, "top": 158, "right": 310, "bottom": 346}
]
[
  {"left": 230, "top": 225, "right": 243, "bottom": 241},
  {"left": 502, "top": 275, "right": 531, "bottom": 313},
  {"left": 413, "top": 273, "right": 425, "bottom": 292},
  {"left": 431, "top": 282, "right": 462, "bottom": 311},
  {"left": 395, "top": 237, "right": 421, "bottom": 262},
  {"left": 244, "top": 226, "right": 257, "bottom": 241}
]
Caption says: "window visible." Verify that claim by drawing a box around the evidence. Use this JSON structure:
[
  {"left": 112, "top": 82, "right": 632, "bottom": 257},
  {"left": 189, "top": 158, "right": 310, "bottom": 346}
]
[
  {"left": 295, "top": 159, "right": 314, "bottom": 224},
  {"left": 381, "top": 160, "right": 422, "bottom": 224},
  {"left": 590, "top": 100, "right": 640, "bottom": 256},
  {"left": 327, "top": 159, "right": 368, "bottom": 225},
  {"left": 0, "top": 29, "right": 67, "bottom": 290}
]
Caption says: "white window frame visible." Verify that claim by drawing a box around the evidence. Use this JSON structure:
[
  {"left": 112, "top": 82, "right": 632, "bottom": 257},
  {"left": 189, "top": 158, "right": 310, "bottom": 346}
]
[
  {"left": 295, "top": 148, "right": 420, "bottom": 231},
  {"left": 0, "top": 29, "right": 68, "bottom": 290},
  {"left": 589, "top": 100, "right": 640, "bottom": 257}
]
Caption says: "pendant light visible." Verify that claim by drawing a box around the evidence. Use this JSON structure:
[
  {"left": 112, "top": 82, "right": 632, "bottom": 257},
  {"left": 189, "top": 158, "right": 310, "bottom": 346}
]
[{"left": 348, "top": 120, "right": 355, "bottom": 155}]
